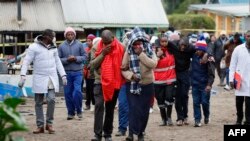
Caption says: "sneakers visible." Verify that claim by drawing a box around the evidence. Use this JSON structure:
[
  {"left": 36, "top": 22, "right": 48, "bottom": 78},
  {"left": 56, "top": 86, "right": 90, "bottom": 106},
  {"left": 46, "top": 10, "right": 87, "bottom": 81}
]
[
  {"left": 149, "top": 107, "right": 154, "bottom": 114},
  {"left": 84, "top": 105, "right": 90, "bottom": 110},
  {"left": 125, "top": 135, "right": 134, "bottom": 141},
  {"left": 235, "top": 121, "right": 242, "bottom": 125},
  {"left": 184, "top": 118, "right": 189, "bottom": 125},
  {"left": 204, "top": 118, "right": 209, "bottom": 124},
  {"left": 91, "top": 135, "right": 102, "bottom": 141},
  {"left": 77, "top": 113, "right": 83, "bottom": 119},
  {"left": 105, "top": 137, "right": 112, "bottom": 141},
  {"left": 115, "top": 131, "right": 126, "bottom": 136},
  {"left": 167, "top": 118, "right": 173, "bottom": 126},
  {"left": 176, "top": 120, "right": 183, "bottom": 126},
  {"left": 90, "top": 105, "right": 95, "bottom": 112},
  {"left": 194, "top": 121, "right": 202, "bottom": 127},
  {"left": 67, "top": 115, "right": 74, "bottom": 120},
  {"left": 224, "top": 85, "right": 231, "bottom": 91},
  {"left": 159, "top": 120, "right": 167, "bottom": 126}
]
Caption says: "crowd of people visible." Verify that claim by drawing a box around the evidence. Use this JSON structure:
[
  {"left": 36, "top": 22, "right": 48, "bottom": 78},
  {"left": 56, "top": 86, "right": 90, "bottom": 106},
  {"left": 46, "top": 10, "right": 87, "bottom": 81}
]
[{"left": 18, "top": 26, "right": 250, "bottom": 141}]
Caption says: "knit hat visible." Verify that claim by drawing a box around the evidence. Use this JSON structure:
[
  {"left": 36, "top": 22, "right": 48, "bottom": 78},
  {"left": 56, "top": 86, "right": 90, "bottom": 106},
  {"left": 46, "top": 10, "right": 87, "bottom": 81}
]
[
  {"left": 64, "top": 27, "right": 76, "bottom": 38},
  {"left": 195, "top": 40, "right": 207, "bottom": 52},
  {"left": 87, "top": 34, "right": 96, "bottom": 40}
]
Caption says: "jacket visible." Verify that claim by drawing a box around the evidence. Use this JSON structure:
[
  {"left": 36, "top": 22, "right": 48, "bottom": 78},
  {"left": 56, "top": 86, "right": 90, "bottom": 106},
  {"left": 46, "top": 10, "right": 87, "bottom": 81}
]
[
  {"left": 154, "top": 48, "right": 176, "bottom": 85},
  {"left": 20, "top": 35, "right": 66, "bottom": 93},
  {"left": 229, "top": 43, "right": 250, "bottom": 97},
  {"left": 121, "top": 51, "right": 157, "bottom": 85},
  {"left": 191, "top": 54, "right": 215, "bottom": 89},
  {"left": 58, "top": 40, "right": 86, "bottom": 71},
  {"left": 214, "top": 37, "right": 228, "bottom": 62}
]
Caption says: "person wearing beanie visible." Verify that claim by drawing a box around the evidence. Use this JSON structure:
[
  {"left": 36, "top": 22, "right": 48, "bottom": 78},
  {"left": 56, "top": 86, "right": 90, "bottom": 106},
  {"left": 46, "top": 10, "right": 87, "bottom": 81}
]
[
  {"left": 190, "top": 40, "right": 215, "bottom": 127},
  {"left": 83, "top": 34, "right": 96, "bottom": 111},
  {"left": 58, "top": 27, "right": 86, "bottom": 120}
]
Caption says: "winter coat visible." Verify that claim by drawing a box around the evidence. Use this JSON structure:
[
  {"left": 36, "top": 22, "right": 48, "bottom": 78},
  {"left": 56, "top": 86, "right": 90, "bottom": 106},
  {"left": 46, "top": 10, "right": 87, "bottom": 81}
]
[
  {"left": 20, "top": 36, "right": 66, "bottom": 93},
  {"left": 229, "top": 43, "right": 250, "bottom": 97}
]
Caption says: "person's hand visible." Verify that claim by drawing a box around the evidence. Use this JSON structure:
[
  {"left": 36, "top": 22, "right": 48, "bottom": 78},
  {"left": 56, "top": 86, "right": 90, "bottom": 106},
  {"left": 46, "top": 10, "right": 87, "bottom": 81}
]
[
  {"left": 156, "top": 49, "right": 164, "bottom": 58},
  {"left": 102, "top": 46, "right": 111, "bottom": 56},
  {"left": 67, "top": 56, "right": 76, "bottom": 62},
  {"left": 200, "top": 53, "right": 208, "bottom": 64},
  {"left": 62, "top": 76, "right": 67, "bottom": 86},
  {"left": 132, "top": 74, "right": 140, "bottom": 82},
  {"left": 205, "top": 85, "right": 212, "bottom": 92},
  {"left": 18, "top": 76, "right": 26, "bottom": 88},
  {"left": 230, "top": 82, "right": 234, "bottom": 89},
  {"left": 134, "top": 46, "right": 143, "bottom": 55}
]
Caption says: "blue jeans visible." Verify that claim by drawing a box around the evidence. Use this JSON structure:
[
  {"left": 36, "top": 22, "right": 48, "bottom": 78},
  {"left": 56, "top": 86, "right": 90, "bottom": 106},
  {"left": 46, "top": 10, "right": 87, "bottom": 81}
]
[
  {"left": 192, "top": 87, "right": 210, "bottom": 122},
  {"left": 226, "top": 67, "right": 229, "bottom": 85},
  {"left": 118, "top": 84, "right": 129, "bottom": 133},
  {"left": 64, "top": 71, "right": 83, "bottom": 116}
]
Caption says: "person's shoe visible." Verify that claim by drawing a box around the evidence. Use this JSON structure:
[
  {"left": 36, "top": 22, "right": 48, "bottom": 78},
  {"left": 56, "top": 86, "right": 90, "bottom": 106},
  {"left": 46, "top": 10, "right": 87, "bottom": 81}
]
[
  {"left": 204, "top": 118, "right": 210, "bottom": 124},
  {"left": 77, "top": 113, "right": 83, "bottom": 119},
  {"left": 67, "top": 115, "right": 74, "bottom": 120},
  {"left": 167, "top": 118, "right": 173, "bottom": 126},
  {"left": 91, "top": 135, "right": 102, "bottom": 141},
  {"left": 33, "top": 127, "right": 44, "bottom": 134},
  {"left": 159, "top": 120, "right": 167, "bottom": 126},
  {"left": 235, "top": 121, "right": 242, "bottom": 125},
  {"left": 125, "top": 134, "right": 134, "bottom": 141},
  {"left": 224, "top": 85, "right": 230, "bottom": 91},
  {"left": 149, "top": 107, "right": 154, "bottom": 114},
  {"left": 45, "top": 124, "right": 55, "bottom": 134},
  {"left": 184, "top": 118, "right": 189, "bottom": 125},
  {"left": 105, "top": 137, "right": 112, "bottom": 141},
  {"left": 84, "top": 105, "right": 90, "bottom": 110},
  {"left": 194, "top": 121, "right": 202, "bottom": 127},
  {"left": 243, "top": 121, "right": 250, "bottom": 125},
  {"left": 90, "top": 105, "right": 95, "bottom": 112},
  {"left": 176, "top": 120, "right": 183, "bottom": 126},
  {"left": 115, "top": 131, "right": 126, "bottom": 136},
  {"left": 138, "top": 133, "right": 144, "bottom": 141}
]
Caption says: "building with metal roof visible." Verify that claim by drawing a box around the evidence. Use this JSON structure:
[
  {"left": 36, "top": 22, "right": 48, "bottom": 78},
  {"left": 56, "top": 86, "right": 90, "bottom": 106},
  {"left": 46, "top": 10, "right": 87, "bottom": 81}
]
[
  {"left": 60, "top": 0, "right": 169, "bottom": 29},
  {"left": 218, "top": 0, "right": 249, "bottom": 4},
  {"left": 189, "top": 3, "right": 250, "bottom": 36},
  {"left": 0, "top": 0, "right": 168, "bottom": 56},
  {"left": 0, "top": 0, "right": 66, "bottom": 32}
]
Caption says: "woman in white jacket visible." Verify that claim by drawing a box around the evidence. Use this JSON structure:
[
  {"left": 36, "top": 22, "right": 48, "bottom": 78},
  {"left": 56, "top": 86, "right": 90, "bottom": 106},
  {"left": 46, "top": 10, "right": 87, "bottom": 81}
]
[
  {"left": 19, "top": 29, "right": 67, "bottom": 134},
  {"left": 229, "top": 30, "right": 250, "bottom": 125}
]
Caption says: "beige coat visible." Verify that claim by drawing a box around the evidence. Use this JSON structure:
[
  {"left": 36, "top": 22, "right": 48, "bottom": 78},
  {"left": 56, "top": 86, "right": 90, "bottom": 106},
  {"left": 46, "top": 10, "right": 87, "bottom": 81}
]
[{"left": 121, "top": 51, "right": 157, "bottom": 85}]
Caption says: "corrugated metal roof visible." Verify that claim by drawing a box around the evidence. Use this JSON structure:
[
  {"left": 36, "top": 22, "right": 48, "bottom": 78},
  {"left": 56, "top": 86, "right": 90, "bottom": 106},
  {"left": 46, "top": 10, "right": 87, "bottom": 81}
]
[
  {"left": 60, "top": 0, "right": 169, "bottom": 28},
  {"left": 0, "top": 0, "right": 67, "bottom": 31},
  {"left": 189, "top": 4, "right": 250, "bottom": 17},
  {"left": 219, "top": 0, "right": 249, "bottom": 4}
]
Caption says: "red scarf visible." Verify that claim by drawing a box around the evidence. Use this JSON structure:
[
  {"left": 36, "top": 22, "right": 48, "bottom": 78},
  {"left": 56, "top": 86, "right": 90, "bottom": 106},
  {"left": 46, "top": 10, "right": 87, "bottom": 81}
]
[{"left": 95, "top": 38, "right": 125, "bottom": 101}]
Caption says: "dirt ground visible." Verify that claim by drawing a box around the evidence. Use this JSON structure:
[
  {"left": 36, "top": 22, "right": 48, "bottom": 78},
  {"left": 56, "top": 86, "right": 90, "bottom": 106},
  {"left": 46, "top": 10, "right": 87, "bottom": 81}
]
[{"left": 15, "top": 77, "right": 237, "bottom": 141}]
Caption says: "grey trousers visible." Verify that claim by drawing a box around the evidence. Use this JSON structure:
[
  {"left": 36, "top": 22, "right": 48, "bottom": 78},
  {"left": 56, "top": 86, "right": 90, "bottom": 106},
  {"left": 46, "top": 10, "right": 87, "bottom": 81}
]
[{"left": 35, "top": 89, "right": 55, "bottom": 128}]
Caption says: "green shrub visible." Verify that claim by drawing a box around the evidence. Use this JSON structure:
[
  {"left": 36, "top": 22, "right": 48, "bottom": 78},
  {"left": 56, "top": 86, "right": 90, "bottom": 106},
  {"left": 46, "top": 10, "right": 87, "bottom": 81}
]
[
  {"left": 168, "top": 14, "right": 215, "bottom": 30},
  {"left": 0, "top": 98, "right": 28, "bottom": 141}
]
